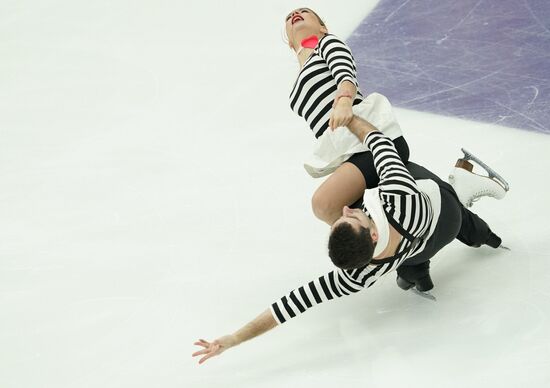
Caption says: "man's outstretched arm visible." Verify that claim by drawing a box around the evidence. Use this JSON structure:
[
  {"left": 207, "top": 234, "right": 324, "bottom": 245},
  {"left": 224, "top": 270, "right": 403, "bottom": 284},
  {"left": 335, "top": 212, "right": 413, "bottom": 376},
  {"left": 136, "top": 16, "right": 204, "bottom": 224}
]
[
  {"left": 193, "top": 263, "right": 394, "bottom": 364},
  {"left": 192, "top": 309, "right": 277, "bottom": 365}
]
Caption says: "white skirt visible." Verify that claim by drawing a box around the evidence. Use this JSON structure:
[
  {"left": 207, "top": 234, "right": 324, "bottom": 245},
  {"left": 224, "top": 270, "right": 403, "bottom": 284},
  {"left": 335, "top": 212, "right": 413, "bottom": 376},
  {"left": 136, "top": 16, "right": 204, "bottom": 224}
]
[{"left": 303, "top": 92, "right": 403, "bottom": 178}]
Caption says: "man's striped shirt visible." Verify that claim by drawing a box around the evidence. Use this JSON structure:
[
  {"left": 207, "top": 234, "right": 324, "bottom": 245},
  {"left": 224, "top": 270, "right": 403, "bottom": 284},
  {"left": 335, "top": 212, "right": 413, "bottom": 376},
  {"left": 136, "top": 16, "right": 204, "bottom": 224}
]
[
  {"left": 270, "top": 131, "right": 436, "bottom": 324},
  {"left": 290, "top": 34, "right": 364, "bottom": 138}
]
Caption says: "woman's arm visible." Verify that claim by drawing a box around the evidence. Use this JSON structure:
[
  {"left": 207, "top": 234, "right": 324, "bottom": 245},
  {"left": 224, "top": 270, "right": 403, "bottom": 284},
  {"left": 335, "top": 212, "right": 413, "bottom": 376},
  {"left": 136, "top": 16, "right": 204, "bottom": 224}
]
[
  {"left": 329, "top": 80, "right": 357, "bottom": 129},
  {"left": 318, "top": 35, "right": 359, "bottom": 91},
  {"left": 192, "top": 309, "right": 278, "bottom": 365},
  {"left": 317, "top": 35, "right": 360, "bottom": 130}
]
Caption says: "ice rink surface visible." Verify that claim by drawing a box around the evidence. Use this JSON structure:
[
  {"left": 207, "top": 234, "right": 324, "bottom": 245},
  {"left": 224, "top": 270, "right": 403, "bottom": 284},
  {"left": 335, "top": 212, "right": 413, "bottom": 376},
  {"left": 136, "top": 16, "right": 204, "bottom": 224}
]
[
  {"left": 349, "top": 0, "right": 550, "bottom": 133},
  {"left": 1, "top": 1, "right": 550, "bottom": 387}
]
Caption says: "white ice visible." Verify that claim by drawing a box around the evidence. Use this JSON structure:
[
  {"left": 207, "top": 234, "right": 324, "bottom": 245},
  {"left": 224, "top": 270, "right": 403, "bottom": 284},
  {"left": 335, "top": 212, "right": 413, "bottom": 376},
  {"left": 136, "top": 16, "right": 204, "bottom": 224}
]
[{"left": 1, "top": 1, "right": 549, "bottom": 387}]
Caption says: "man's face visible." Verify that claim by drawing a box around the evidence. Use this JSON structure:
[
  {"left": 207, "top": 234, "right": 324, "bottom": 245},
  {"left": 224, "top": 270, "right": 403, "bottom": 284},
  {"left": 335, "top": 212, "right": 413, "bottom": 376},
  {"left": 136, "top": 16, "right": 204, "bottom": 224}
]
[
  {"left": 332, "top": 206, "right": 371, "bottom": 231},
  {"left": 332, "top": 206, "right": 378, "bottom": 242}
]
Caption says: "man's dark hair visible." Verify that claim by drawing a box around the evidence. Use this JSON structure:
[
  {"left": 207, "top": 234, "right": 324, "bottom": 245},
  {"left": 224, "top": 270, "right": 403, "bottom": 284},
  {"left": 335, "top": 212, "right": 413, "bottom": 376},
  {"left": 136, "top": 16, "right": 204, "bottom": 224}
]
[{"left": 328, "top": 223, "right": 376, "bottom": 269}]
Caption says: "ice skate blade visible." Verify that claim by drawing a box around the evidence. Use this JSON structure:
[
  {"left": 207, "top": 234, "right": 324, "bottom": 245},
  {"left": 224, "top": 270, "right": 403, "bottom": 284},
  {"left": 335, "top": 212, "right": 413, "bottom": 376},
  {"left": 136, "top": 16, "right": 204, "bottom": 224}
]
[
  {"left": 460, "top": 148, "right": 510, "bottom": 191},
  {"left": 411, "top": 289, "right": 437, "bottom": 301},
  {"left": 499, "top": 245, "right": 511, "bottom": 251}
]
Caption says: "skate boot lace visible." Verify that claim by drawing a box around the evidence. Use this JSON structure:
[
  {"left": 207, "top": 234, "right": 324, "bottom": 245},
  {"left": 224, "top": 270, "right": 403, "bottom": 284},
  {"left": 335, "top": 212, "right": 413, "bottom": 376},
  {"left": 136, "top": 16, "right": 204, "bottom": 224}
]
[{"left": 467, "top": 188, "right": 499, "bottom": 207}]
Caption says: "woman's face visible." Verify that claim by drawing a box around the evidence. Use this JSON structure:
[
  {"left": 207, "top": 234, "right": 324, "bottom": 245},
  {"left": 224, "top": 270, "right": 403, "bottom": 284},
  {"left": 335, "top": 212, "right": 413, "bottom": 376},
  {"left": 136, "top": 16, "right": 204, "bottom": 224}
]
[{"left": 284, "top": 8, "right": 326, "bottom": 50}]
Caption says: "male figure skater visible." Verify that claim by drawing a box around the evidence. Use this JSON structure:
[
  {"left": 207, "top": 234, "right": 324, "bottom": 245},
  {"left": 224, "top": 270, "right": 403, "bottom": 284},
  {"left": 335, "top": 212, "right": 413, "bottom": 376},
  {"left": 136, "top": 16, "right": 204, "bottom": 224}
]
[{"left": 192, "top": 116, "right": 509, "bottom": 364}]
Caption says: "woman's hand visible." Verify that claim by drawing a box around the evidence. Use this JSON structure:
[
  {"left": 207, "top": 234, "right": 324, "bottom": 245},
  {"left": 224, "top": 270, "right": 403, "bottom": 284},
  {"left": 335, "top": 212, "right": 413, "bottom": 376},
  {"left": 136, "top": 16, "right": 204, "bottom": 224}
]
[
  {"left": 192, "top": 335, "right": 237, "bottom": 365},
  {"left": 329, "top": 97, "right": 354, "bottom": 130}
]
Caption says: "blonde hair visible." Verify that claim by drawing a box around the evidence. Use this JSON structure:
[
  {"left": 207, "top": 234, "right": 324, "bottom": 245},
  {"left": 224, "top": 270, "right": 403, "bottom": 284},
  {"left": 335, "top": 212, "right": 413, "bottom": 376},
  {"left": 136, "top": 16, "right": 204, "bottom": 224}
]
[{"left": 306, "top": 8, "right": 326, "bottom": 27}]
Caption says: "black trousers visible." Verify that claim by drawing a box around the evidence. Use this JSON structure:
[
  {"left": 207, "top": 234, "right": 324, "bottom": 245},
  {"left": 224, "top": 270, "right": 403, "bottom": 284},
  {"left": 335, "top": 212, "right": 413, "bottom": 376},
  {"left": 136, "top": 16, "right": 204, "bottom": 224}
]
[{"left": 400, "top": 162, "right": 494, "bottom": 267}]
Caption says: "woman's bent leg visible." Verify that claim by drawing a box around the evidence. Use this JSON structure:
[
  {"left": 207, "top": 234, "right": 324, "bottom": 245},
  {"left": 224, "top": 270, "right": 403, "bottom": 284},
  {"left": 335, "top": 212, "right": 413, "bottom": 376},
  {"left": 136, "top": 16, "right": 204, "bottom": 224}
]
[
  {"left": 311, "top": 136, "right": 409, "bottom": 225},
  {"left": 311, "top": 162, "right": 366, "bottom": 225}
]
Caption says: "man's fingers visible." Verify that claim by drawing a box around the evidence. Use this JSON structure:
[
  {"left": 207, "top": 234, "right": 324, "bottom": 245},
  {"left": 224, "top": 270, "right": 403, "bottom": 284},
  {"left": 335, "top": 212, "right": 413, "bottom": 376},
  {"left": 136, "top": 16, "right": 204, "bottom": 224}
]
[
  {"left": 192, "top": 348, "right": 211, "bottom": 357},
  {"left": 198, "top": 347, "right": 221, "bottom": 364},
  {"left": 199, "top": 353, "right": 215, "bottom": 364}
]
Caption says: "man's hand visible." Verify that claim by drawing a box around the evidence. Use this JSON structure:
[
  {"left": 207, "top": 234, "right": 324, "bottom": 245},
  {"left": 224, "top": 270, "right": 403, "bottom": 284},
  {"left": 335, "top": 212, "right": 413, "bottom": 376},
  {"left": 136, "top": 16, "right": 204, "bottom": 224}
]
[
  {"left": 329, "top": 98, "right": 354, "bottom": 130},
  {"left": 192, "top": 335, "right": 237, "bottom": 365},
  {"left": 192, "top": 309, "right": 278, "bottom": 365}
]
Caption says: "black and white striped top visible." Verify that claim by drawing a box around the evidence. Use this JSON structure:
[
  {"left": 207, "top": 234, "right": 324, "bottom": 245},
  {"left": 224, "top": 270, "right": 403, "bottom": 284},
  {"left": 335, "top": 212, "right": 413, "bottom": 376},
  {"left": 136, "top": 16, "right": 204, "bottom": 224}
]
[
  {"left": 270, "top": 131, "right": 435, "bottom": 325},
  {"left": 290, "top": 34, "right": 364, "bottom": 139}
]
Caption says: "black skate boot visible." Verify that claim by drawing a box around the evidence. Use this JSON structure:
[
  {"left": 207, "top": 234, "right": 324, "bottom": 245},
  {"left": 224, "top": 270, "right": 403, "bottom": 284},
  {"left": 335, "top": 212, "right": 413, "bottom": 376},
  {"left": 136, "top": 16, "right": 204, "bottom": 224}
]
[
  {"left": 485, "top": 230, "right": 510, "bottom": 250},
  {"left": 396, "top": 261, "right": 434, "bottom": 292},
  {"left": 485, "top": 231, "right": 501, "bottom": 248}
]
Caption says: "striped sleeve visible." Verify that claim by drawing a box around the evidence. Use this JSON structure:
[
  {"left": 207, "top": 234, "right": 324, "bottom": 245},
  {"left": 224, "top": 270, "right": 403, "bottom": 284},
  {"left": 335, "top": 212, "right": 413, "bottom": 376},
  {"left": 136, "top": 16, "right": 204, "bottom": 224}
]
[
  {"left": 364, "top": 131, "right": 419, "bottom": 195},
  {"left": 270, "top": 259, "right": 399, "bottom": 325},
  {"left": 364, "top": 131, "right": 432, "bottom": 239},
  {"left": 317, "top": 35, "right": 359, "bottom": 88}
]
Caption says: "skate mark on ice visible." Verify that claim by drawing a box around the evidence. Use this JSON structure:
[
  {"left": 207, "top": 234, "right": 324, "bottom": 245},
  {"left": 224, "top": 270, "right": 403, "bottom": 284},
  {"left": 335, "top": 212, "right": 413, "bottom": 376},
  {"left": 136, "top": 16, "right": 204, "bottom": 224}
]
[{"left": 347, "top": 0, "right": 550, "bottom": 133}]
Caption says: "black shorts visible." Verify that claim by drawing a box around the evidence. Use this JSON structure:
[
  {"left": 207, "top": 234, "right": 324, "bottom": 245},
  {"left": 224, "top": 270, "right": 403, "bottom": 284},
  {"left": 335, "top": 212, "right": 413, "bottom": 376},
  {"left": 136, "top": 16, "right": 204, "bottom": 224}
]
[{"left": 346, "top": 135, "right": 410, "bottom": 188}]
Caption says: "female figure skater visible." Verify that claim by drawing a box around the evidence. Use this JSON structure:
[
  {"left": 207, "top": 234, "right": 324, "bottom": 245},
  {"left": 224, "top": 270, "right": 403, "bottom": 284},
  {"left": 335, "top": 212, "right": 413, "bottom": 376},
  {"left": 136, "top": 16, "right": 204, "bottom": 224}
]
[{"left": 284, "top": 8, "right": 409, "bottom": 225}]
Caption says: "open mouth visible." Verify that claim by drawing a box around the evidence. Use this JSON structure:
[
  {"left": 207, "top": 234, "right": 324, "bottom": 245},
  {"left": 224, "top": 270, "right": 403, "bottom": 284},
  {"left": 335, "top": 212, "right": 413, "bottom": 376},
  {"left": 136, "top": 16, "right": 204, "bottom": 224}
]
[{"left": 291, "top": 15, "right": 303, "bottom": 25}]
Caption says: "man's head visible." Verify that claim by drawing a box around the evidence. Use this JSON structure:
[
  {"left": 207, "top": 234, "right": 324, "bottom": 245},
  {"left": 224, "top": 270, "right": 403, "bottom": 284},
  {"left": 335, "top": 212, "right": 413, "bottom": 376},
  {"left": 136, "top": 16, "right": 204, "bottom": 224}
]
[{"left": 328, "top": 206, "right": 378, "bottom": 269}]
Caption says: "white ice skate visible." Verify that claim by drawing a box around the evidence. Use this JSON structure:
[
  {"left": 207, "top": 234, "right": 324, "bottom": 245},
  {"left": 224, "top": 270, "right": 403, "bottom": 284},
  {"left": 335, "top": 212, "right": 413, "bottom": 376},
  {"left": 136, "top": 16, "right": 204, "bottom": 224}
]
[{"left": 448, "top": 148, "right": 510, "bottom": 208}]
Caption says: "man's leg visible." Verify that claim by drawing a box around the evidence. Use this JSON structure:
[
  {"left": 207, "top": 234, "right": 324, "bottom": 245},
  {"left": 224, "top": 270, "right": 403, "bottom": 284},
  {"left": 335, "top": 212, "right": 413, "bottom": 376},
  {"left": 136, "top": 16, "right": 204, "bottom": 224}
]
[
  {"left": 406, "top": 161, "right": 501, "bottom": 248},
  {"left": 455, "top": 206, "right": 502, "bottom": 248},
  {"left": 397, "top": 184, "right": 463, "bottom": 291},
  {"left": 396, "top": 162, "right": 503, "bottom": 292}
]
